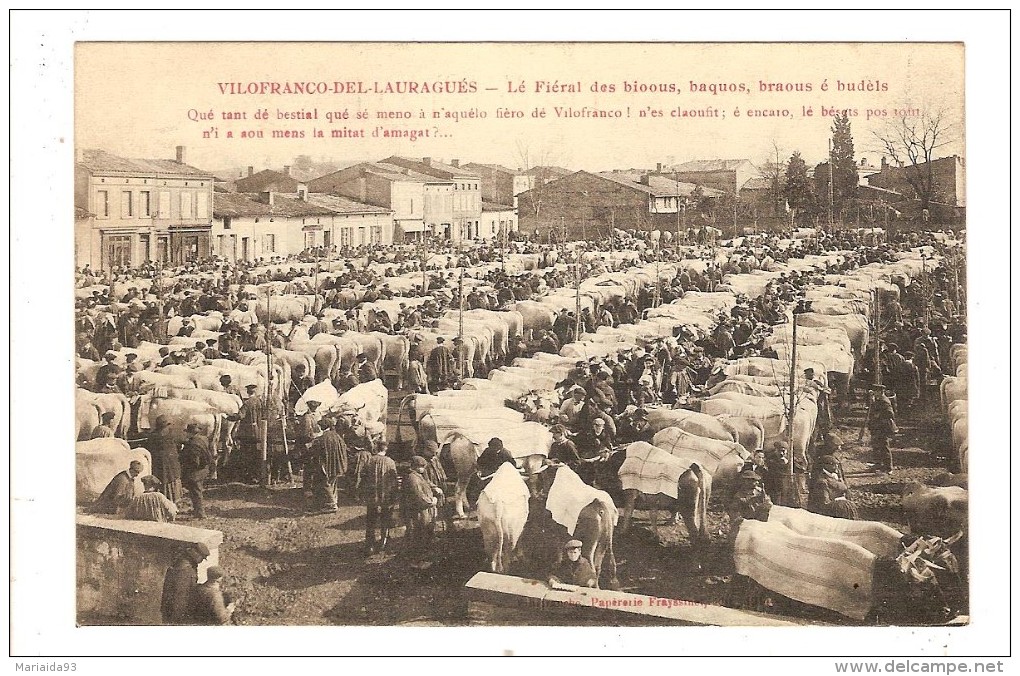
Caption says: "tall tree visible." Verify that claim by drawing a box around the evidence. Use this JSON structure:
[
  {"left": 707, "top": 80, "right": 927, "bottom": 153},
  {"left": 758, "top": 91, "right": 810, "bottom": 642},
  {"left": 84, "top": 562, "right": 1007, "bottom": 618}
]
[
  {"left": 873, "top": 107, "right": 959, "bottom": 213},
  {"left": 783, "top": 151, "right": 815, "bottom": 217},
  {"left": 830, "top": 112, "right": 858, "bottom": 211},
  {"left": 757, "top": 140, "right": 786, "bottom": 218}
]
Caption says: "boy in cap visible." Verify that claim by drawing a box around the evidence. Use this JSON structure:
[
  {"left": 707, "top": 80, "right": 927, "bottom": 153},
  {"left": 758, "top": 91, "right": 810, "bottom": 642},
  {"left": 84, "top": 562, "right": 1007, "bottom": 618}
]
[
  {"left": 189, "top": 565, "right": 235, "bottom": 625},
  {"left": 548, "top": 539, "right": 597, "bottom": 588},
  {"left": 727, "top": 469, "right": 773, "bottom": 533}
]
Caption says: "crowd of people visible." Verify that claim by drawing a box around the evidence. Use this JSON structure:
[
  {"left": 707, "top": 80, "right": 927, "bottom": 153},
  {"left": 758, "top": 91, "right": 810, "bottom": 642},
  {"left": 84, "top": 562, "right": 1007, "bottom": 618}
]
[{"left": 79, "top": 226, "right": 966, "bottom": 608}]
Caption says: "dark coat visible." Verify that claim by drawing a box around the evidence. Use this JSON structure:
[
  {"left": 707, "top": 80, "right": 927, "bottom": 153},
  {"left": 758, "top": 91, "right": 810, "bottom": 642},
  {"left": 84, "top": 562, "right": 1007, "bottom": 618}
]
[{"left": 161, "top": 558, "right": 198, "bottom": 625}]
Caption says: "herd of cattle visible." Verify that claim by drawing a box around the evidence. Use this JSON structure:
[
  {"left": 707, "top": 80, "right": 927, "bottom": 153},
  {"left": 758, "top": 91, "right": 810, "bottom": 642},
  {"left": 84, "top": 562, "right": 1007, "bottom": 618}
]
[{"left": 75, "top": 234, "right": 968, "bottom": 624}]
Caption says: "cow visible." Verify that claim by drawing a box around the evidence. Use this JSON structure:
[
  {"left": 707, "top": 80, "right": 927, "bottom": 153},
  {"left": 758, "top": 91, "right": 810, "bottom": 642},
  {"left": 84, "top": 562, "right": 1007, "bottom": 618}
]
[
  {"left": 76, "top": 398, "right": 101, "bottom": 441},
  {"left": 477, "top": 463, "right": 531, "bottom": 574},
  {"left": 645, "top": 407, "right": 733, "bottom": 441},
  {"left": 521, "top": 465, "right": 620, "bottom": 589},
  {"left": 901, "top": 483, "right": 968, "bottom": 539},
  {"left": 76, "top": 389, "right": 131, "bottom": 438},
  {"left": 610, "top": 442, "right": 711, "bottom": 566}
]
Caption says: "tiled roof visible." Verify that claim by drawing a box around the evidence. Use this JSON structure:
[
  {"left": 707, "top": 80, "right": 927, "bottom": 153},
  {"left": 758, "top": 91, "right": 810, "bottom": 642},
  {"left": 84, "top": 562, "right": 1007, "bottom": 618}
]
[
  {"left": 304, "top": 194, "right": 393, "bottom": 215},
  {"left": 671, "top": 159, "right": 751, "bottom": 173},
  {"left": 235, "top": 170, "right": 302, "bottom": 193},
  {"left": 739, "top": 176, "right": 771, "bottom": 191},
  {"left": 595, "top": 172, "right": 722, "bottom": 198},
  {"left": 75, "top": 206, "right": 94, "bottom": 220},
  {"left": 383, "top": 156, "right": 481, "bottom": 178},
  {"left": 77, "top": 149, "right": 213, "bottom": 178},
  {"left": 526, "top": 165, "right": 572, "bottom": 177},
  {"left": 464, "top": 162, "right": 521, "bottom": 175},
  {"left": 213, "top": 193, "right": 334, "bottom": 218}
]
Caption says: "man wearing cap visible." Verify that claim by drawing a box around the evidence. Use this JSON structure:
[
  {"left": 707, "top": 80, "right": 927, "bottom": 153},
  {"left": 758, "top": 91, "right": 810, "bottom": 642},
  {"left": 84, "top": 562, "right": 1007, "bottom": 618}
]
[
  {"left": 149, "top": 416, "right": 183, "bottom": 503},
  {"left": 864, "top": 385, "right": 897, "bottom": 472},
  {"left": 476, "top": 437, "right": 515, "bottom": 479},
  {"left": 233, "top": 383, "right": 264, "bottom": 481},
  {"left": 180, "top": 424, "right": 211, "bottom": 519},
  {"left": 401, "top": 456, "right": 444, "bottom": 565},
  {"left": 356, "top": 442, "right": 399, "bottom": 554},
  {"left": 202, "top": 339, "right": 220, "bottom": 361},
  {"left": 557, "top": 386, "right": 588, "bottom": 428},
  {"left": 727, "top": 469, "right": 773, "bottom": 533},
  {"left": 90, "top": 411, "right": 118, "bottom": 439},
  {"left": 161, "top": 543, "right": 210, "bottom": 625},
  {"left": 548, "top": 425, "right": 582, "bottom": 471},
  {"left": 94, "top": 460, "right": 144, "bottom": 514},
  {"left": 548, "top": 540, "right": 597, "bottom": 588},
  {"left": 189, "top": 565, "right": 235, "bottom": 625},
  {"left": 294, "top": 399, "right": 321, "bottom": 469},
  {"left": 427, "top": 337, "right": 455, "bottom": 391}
]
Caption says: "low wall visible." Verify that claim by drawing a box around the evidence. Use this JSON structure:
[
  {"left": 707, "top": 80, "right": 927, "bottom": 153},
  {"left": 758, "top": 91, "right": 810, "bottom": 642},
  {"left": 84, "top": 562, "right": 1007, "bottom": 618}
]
[
  {"left": 464, "top": 572, "right": 808, "bottom": 627},
  {"left": 76, "top": 515, "right": 223, "bottom": 625}
]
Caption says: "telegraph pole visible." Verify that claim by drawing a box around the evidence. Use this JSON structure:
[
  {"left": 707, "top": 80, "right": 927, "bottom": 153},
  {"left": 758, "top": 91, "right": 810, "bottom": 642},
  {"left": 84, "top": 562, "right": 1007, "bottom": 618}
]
[{"left": 260, "top": 289, "right": 272, "bottom": 486}]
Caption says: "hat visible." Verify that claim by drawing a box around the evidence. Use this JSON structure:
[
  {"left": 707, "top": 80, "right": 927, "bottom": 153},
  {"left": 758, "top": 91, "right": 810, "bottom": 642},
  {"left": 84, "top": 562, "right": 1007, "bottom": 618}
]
[
  {"left": 185, "top": 423, "right": 202, "bottom": 433},
  {"left": 422, "top": 440, "right": 440, "bottom": 458},
  {"left": 564, "top": 540, "right": 583, "bottom": 550},
  {"left": 141, "top": 475, "right": 162, "bottom": 489},
  {"left": 739, "top": 469, "right": 762, "bottom": 482},
  {"left": 818, "top": 455, "right": 839, "bottom": 469},
  {"left": 153, "top": 416, "right": 172, "bottom": 428},
  {"left": 245, "top": 383, "right": 258, "bottom": 390},
  {"left": 410, "top": 455, "right": 428, "bottom": 470},
  {"left": 105, "top": 351, "right": 118, "bottom": 360},
  {"left": 550, "top": 424, "right": 566, "bottom": 435},
  {"left": 101, "top": 411, "right": 116, "bottom": 421},
  {"left": 487, "top": 437, "right": 504, "bottom": 451},
  {"left": 205, "top": 565, "right": 225, "bottom": 582}
]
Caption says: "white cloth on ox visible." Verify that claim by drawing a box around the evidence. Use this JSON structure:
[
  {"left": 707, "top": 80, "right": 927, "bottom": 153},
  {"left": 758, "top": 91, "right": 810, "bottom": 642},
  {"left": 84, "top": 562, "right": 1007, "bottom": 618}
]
[
  {"left": 546, "top": 466, "right": 618, "bottom": 536},
  {"left": 295, "top": 380, "right": 340, "bottom": 415},
  {"left": 137, "top": 394, "right": 154, "bottom": 430},
  {"left": 619, "top": 442, "right": 695, "bottom": 500},
  {"left": 733, "top": 518, "right": 877, "bottom": 621},
  {"left": 480, "top": 462, "right": 532, "bottom": 506},
  {"left": 767, "top": 506, "right": 903, "bottom": 559}
]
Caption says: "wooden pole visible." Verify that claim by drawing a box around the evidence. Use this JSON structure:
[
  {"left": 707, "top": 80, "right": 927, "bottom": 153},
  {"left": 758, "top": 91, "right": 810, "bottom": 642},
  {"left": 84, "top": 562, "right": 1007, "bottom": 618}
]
[
  {"left": 787, "top": 310, "right": 798, "bottom": 482},
  {"left": 261, "top": 290, "right": 272, "bottom": 486}
]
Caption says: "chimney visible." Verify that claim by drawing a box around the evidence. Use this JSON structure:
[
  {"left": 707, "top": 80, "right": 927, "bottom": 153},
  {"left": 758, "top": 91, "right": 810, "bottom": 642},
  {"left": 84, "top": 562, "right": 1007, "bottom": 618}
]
[
  {"left": 451, "top": 159, "right": 460, "bottom": 168},
  {"left": 423, "top": 157, "right": 432, "bottom": 167},
  {"left": 656, "top": 162, "right": 662, "bottom": 173},
  {"left": 860, "top": 157, "right": 867, "bottom": 167},
  {"left": 297, "top": 184, "right": 308, "bottom": 201},
  {"left": 248, "top": 166, "right": 255, "bottom": 177},
  {"left": 283, "top": 165, "right": 291, "bottom": 176},
  {"left": 175, "top": 145, "right": 187, "bottom": 164},
  {"left": 639, "top": 174, "right": 650, "bottom": 186},
  {"left": 881, "top": 157, "right": 888, "bottom": 170},
  {"left": 261, "top": 191, "right": 275, "bottom": 206}
]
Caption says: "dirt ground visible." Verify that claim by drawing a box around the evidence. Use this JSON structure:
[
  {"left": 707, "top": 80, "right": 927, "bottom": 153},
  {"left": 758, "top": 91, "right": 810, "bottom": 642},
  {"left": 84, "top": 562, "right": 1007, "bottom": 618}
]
[{"left": 188, "top": 386, "right": 962, "bottom": 627}]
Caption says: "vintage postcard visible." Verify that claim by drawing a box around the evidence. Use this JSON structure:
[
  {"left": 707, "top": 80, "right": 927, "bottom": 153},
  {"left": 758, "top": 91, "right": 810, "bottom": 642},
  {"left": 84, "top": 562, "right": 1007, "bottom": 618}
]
[{"left": 9, "top": 10, "right": 1012, "bottom": 662}]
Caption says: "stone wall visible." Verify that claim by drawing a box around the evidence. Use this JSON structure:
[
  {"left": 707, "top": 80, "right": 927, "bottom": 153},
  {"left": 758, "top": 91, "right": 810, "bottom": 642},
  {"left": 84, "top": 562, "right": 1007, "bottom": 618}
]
[{"left": 76, "top": 515, "right": 222, "bottom": 625}]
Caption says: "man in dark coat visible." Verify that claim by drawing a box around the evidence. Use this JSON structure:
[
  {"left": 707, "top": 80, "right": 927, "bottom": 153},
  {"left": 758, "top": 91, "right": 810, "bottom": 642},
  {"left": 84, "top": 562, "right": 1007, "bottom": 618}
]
[
  {"left": 401, "top": 456, "right": 443, "bottom": 564},
  {"left": 90, "top": 411, "right": 117, "bottom": 439},
  {"left": 865, "top": 385, "right": 898, "bottom": 471},
  {"left": 180, "top": 424, "right": 211, "bottom": 519},
  {"left": 548, "top": 540, "right": 597, "bottom": 588},
  {"left": 161, "top": 543, "right": 209, "bottom": 625},
  {"left": 476, "top": 437, "right": 515, "bottom": 478},
  {"left": 357, "top": 354, "right": 379, "bottom": 383},
  {"left": 357, "top": 444, "right": 399, "bottom": 554},
  {"left": 306, "top": 418, "right": 348, "bottom": 513},
  {"left": 94, "top": 460, "right": 144, "bottom": 514},
  {"left": 426, "top": 337, "right": 455, "bottom": 390},
  {"left": 148, "top": 416, "right": 182, "bottom": 503},
  {"left": 188, "top": 565, "right": 235, "bottom": 625}
]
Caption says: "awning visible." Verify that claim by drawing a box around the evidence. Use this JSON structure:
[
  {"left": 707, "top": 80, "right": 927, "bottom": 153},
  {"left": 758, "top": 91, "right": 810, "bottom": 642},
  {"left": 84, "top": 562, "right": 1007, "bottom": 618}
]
[{"left": 397, "top": 220, "right": 427, "bottom": 233}]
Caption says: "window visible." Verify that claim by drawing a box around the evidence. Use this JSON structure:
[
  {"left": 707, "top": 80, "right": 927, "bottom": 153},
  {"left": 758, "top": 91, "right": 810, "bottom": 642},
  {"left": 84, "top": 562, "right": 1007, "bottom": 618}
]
[
  {"left": 409, "top": 198, "right": 414, "bottom": 213},
  {"left": 196, "top": 192, "right": 209, "bottom": 219},
  {"left": 158, "top": 191, "right": 171, "bottom": 218},
  {"left": 121, "top": 191, "right": 133, "bottom": 217},
  {"left": 264, "top": 234, "right": 276, "bottom": 252},
  {"left": 304, "top": 232, "right": 315, "bottom": 249},
  {"left": 223, "top": 216, "right": 232, "bottom": 230},
  {"left": 180, "top": 192, "right": 193, "bottom": 219},
  {"left": 96, "top": 190, "right": 109, "bottom": 218},
  {"left": 140, "top": 191, "right": 151, "bottom": 216}
]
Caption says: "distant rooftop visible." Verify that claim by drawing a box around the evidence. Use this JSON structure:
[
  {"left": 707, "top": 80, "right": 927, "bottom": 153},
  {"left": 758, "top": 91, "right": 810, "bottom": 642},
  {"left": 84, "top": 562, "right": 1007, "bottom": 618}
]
[{"left": 77, "top": 149, "right": 213, "bottom": 178}]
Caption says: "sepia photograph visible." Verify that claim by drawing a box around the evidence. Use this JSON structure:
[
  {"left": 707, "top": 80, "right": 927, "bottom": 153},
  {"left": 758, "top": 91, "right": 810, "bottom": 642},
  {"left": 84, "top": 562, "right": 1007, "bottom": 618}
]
[{"left": 9, "top": 9, "right": 1012, "bottom": 663}]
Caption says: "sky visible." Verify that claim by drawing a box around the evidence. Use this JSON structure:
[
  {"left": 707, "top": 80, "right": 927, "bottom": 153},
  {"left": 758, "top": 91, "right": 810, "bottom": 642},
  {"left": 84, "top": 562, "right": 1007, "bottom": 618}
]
[{"left": 75, "top": 42, "right": 965, "bottom": 175}]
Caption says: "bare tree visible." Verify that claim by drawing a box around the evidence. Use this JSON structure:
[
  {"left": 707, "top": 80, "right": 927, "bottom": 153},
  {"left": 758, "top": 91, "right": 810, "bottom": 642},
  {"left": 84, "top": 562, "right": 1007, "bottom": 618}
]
[
  {"left": 755, "top": 139, "right": 786, "bottom": 218},
  {"left": 873, "top": 107, "right": 960, "bottom": 213}
]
